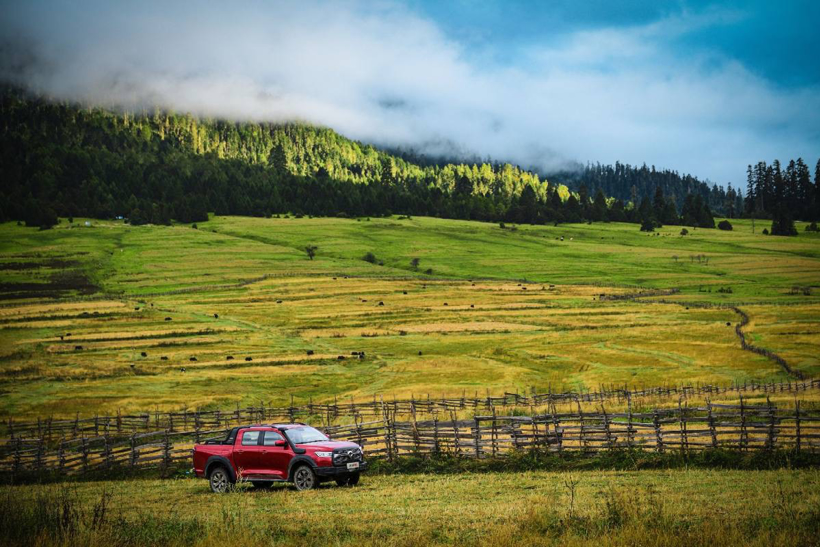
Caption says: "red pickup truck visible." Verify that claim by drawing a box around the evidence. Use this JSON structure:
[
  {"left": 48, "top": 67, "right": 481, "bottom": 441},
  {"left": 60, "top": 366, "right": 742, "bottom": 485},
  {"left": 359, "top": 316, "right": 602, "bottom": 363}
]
[{"left": 193, "top": 423, "right": 367, "bottom": 492}]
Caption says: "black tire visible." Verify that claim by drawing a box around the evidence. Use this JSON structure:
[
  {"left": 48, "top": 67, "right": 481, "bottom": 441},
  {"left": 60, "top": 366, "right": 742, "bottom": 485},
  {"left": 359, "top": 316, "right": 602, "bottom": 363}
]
[
  {"left": 251, "top": 481, "right": 272, "bottom": 489},
  {"left": 209, "top": 465, "right": 233, "bottom": 493},
  {"left": 293, "top": 464, "right": 317, "bottom": 491},
  {"left": 335, "top": 472, "right": 360, "bottom": 487}
]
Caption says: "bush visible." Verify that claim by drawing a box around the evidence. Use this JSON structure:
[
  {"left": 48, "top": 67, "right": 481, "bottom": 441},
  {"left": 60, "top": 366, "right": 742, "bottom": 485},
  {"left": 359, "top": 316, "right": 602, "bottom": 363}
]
[
  {"left": 639, "top": 218, "right": 655, "bottom": 232},
  {"left": 191, "top": 224, "right": 198, "bottom": 229},
  {"left": 362, "top": 252, "right": 377, "bottom": 264},
  {"left": 717, "top": 220, "right": 733, "bottom": 231},
  {"left": 806, "top": 222, "right": 819, "bottom": 232},
  {"left": 762, "top": 228, "right": 769, "bottom": 235},
  {"left": 680, "top": 228, "right": 689, "bottom": 236}
]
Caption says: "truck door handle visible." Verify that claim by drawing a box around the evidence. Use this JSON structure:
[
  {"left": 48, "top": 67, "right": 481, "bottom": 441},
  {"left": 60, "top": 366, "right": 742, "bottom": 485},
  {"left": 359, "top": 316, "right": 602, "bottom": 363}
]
[
  {"left": 236, "top": 450, "right": 244, "bottom": 454},
  {"left": 261, "top": 450, "right": 267, "bottom": 454}
]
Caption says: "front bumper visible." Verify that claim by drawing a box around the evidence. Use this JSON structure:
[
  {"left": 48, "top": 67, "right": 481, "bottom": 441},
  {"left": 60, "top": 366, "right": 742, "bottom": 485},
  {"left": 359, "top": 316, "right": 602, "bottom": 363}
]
[{"left": 314, "top": 461, "right": 368, "bottom": 477}]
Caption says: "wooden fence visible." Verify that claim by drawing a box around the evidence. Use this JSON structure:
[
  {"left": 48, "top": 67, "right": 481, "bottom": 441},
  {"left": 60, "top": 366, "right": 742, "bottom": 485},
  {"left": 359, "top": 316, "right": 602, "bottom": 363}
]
[
  {"left": 2, "top": 398, "right": 818, "bottom": 477},
  {"left": 4, "top": 379, "right": 818, "bottom": 442}
]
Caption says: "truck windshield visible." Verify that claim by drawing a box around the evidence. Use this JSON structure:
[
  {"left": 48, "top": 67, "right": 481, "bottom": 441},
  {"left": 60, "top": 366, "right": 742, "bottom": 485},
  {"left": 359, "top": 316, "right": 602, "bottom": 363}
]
[{"left": 285, "top": 426, "right": 329, "bottom": 444}]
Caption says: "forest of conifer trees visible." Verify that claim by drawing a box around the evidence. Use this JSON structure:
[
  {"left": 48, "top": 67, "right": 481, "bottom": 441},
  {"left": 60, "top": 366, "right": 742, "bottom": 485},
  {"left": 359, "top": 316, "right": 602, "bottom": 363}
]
[{"left": 2, "top": 89, "right": 816, "bottom": 235}]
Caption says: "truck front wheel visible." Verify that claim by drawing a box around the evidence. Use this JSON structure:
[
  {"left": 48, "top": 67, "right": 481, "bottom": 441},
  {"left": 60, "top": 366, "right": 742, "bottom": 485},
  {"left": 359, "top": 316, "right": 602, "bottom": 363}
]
[
  {"left": 209, "top": 466, "right": 233, "bottom": 493},
  {"left": 293, "top": 465, "right": 317, "bottom": 491}
]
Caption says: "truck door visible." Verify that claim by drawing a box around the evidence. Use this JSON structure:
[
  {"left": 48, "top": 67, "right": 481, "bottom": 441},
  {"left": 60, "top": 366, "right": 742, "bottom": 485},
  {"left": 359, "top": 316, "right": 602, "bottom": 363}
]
[
  {"left": 259, "top": 430, "right": 291, "bottom": 478},
  {"left": 234, "top": 429, "right": 263, "bottom": 476}
]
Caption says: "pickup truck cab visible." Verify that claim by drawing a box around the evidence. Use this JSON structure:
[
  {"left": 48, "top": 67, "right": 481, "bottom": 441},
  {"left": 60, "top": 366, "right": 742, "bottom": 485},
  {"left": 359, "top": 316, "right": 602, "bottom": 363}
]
[{"left": 193, "top": 424, "right": 366, "bottom": 492}]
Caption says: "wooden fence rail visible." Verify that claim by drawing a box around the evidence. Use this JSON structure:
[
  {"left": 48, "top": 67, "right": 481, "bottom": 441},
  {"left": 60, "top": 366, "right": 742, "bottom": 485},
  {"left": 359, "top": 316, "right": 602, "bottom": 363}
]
[
  {"left": 1, "top": 398, "right": 818, "bottom": 477},
  {"left": 3, "top": 379, "right": 818, "bottom": 442}
]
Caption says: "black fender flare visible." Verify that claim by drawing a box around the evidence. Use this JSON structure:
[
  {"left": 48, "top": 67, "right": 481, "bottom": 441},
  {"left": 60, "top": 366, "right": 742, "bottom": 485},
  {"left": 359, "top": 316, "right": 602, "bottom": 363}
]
[
  {"left": 287, "top": 455, "right": 317, "bottom": 481},
  {"left": 205, "top": 456, "right": 236, "bottom": 482}
]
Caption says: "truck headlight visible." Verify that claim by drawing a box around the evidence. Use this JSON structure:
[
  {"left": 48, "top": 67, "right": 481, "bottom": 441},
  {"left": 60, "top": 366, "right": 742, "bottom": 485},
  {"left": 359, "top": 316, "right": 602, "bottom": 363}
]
[{"left": 315, "top": 451, "right": 332, "bottom": 458}]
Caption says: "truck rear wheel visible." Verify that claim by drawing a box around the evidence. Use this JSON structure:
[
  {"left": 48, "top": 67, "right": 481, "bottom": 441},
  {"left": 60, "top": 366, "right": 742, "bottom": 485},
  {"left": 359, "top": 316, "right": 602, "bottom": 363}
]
[
  {"left": 209, "top": 466, "right": 233, "bottom": 493},
  {"left": 335, "top": 472, "right": 360, "bottom": 487},
  {"left": 293, "top": 465, "right": 317, "bottom": 491}
]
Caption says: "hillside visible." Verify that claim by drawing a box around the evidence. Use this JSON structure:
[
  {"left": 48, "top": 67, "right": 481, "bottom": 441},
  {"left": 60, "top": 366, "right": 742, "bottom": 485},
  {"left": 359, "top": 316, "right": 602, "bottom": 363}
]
[
  {"left": 1, "top": 91, "right": 721, "bottom": 230},
  {"left": 1, "top": 215, "right": 818, "bottom": 418}
]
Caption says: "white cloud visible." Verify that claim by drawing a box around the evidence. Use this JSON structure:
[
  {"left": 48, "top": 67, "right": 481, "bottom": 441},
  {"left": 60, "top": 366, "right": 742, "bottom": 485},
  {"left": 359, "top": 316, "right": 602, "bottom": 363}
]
[{"left": 1, "top": 0, "right": 817, "bottom": 184}]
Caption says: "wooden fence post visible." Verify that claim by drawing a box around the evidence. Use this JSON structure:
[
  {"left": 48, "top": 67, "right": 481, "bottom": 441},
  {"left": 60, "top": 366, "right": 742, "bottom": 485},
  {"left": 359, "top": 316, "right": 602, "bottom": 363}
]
[
  {"left": 130, "top": 432, "right": 138, "bottom": 467},
  {"left": 678, "top": 399, "right": 688, "bottom": 453},
  {"left": 795, "top": 399, "right": 802, "bottom": 452},
  {"left": 653, "top": 410, "right": 663, "bottom": 453},
  {"left": 163, "top": 430, "right": 171, "bottom": 469},
  {"left": 81, "top": 437, "right": 89, "bottom": 473},
  {"left": 707, "top": 401, "right": 718, "bottom": 449},
  {"left": 739, "top": 396, "right": 748, "bottom": 451},
  {"left": 766, "top": 397, "right": 776, "bottom": 450},
  {"left": 59, "top": 437, "right": 66, "bottom": 473},
  {"left": 474, "top": 417, "right": 481, "bottom": 458}
]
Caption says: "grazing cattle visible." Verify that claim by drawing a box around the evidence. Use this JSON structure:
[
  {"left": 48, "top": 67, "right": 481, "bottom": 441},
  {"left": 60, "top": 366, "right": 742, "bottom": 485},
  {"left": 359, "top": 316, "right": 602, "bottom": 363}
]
[
  {"left": 443, "top": 303, "right": 448, "bottom": 306},
  {"left": 140, "top": 352, "right": 147, "bottom": 357},
  {"left": 276, "top": 300, "right": 282, "bottom": 304},
  {"left": 378, "top": 301, "right": 384, "bottom": 306},
  {"left": 180, "top": 368, "right": 186, "bottom": 373},
  {"left": 333, "top": 277, "right": 337, "bottom": 280},
  {"left": 74, "top": 346, "right": 83, "bottom": 350},
  {"left": 134, "top": 307, "right": 140, "bottom": 311},
  {"left": 306, "top": 350, "right": 314, "bottom": 356},
  {"left": 418, "top": 351, "right": 423, "bottom": 356},
  {"left": 60, "top": 336, "right": 64, "bottom": 340},
  {"left": 403, "top": 291, "right": 408, "bottom": 295},
  {"left": 245, "top": 357, "right": 252, "bottom": 362},
  {"left": 214, "top": 313, "right": 219, "bottom": 318},
  {"left": 351, "top": 351, "right": 359, "bottom": 356},
  {"left": 130, "top": 364, "right": 135, "bottom": 368},
  {"left": 337, "top": 355, "right": 346, "bottom": 360},
  {"left": 161, "top": 356, "right": 168, "bottom": 361},
  {"left": 226, "top": 356, "right": 234, "bottom": 360},
  {"left": 522, "top": 287, "right": 527, "bottom": 290},
  {"left": 165, "top": 317, "right": 172, "bottom": 321},
  {"left": 361, "top": 299, "right": 368, "bottom": 303},
  {"left": 66, "top": 333, "right": 71, "bottom": 337},
  {"left": 470, "top": 304, "right": 475, "bottom": 308},
  {"left": 189, "top": 357, "right": 197, "bottom": 362},
  {"left": 726, "top": 322, "right": 732, "bottom": 326}
]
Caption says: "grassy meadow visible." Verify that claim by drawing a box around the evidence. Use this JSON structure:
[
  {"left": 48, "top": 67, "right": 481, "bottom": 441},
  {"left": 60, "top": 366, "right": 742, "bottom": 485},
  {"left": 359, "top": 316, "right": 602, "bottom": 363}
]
[
  {"left": 0, "top": 215, "right": 819, "bottom": 419},
  {"left": 1, "top": 468, "right": 819, "bottom": 546}
]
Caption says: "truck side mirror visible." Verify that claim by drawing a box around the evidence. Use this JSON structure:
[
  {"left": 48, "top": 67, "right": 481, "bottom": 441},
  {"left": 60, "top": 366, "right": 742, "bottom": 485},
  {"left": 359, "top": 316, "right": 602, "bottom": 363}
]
[{"left": 275, "top": 440, "right": 287, "bottom": 447}]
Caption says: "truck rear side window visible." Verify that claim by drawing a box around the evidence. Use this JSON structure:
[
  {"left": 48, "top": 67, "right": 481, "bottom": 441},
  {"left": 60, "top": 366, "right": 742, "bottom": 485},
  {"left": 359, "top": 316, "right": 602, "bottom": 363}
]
[{"left": 241, "top": 431, "right": 261, "bottom": 446}]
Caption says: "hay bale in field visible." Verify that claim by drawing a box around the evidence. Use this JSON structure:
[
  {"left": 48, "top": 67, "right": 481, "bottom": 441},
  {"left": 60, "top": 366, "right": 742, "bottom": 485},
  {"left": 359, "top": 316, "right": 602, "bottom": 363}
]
[{"left": 245, "top": 357, "right": 253, "bottom": 362}]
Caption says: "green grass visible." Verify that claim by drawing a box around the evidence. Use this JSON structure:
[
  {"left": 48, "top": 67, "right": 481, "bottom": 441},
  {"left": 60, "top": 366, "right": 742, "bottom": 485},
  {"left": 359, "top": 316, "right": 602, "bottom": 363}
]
[
  {"left": 1, "top": 467, "right": 818, "bottom": 546},
  {"left": 1, "top": 216, "right": 818, "bottom": 419}
]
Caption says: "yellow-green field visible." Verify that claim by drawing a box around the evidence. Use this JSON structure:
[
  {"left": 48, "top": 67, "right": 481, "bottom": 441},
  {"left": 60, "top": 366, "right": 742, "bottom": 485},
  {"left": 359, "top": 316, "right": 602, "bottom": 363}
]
[
  {"left": 2, "top": 469, "right": 818, "bottom": 546},
  {"left": 1, "top": 216, "right": 819, "bottom": 420}
]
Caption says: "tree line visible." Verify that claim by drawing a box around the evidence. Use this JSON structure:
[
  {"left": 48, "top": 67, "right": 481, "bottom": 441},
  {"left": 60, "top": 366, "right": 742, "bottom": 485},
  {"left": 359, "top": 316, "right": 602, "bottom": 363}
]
[
  {"left": 744, "top": 159, "right": 820, "bottom": 235},
  {"left": 0, "top": 89, "right": 723, "bottom": 231}
]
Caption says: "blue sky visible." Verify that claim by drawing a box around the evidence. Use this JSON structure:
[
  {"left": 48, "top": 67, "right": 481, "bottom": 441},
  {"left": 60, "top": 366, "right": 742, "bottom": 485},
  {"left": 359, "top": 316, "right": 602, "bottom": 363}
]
[
  {"left": 1, "top": 0, "right": 818, "bottom": 186},
  {"left": 413, "top": 1, "right": 820, "bottom": 87}
]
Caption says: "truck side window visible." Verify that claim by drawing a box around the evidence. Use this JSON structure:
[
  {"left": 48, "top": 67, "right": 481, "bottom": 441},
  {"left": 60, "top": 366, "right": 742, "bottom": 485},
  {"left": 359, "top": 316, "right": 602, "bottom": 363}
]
[
  {"left": 241, "top": 430, "right": 261, "bottom": 446},
  {"left": 262, "top": 431, "right": 284, "bottom": 446}
]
